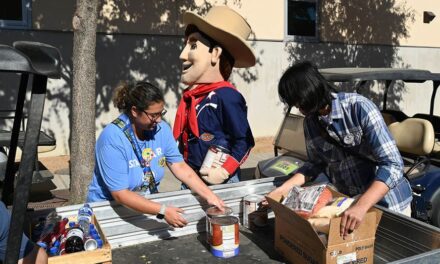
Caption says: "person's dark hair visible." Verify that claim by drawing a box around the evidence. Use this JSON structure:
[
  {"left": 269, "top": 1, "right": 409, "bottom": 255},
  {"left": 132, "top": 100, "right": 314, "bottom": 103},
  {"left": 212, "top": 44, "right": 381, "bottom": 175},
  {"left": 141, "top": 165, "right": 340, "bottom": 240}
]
[
  {"left": 185, "top": 24, "right": 235, "bottom": 80},
  {"left": 113, "top": 81, "right": 164, "bottom": 115},
  {"left": 278, "top": 61, "right": 336, "bottom": 115}
]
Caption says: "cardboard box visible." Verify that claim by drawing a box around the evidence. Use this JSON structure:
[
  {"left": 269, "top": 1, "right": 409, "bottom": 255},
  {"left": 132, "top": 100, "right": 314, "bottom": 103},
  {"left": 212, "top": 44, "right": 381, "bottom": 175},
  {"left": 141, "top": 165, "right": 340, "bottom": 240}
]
[
  {"left": 48, "top": 214, "right": 112, "bottom": 264},
  {"left": 267, "top": 191, "right": 382, "bottom": 264}
]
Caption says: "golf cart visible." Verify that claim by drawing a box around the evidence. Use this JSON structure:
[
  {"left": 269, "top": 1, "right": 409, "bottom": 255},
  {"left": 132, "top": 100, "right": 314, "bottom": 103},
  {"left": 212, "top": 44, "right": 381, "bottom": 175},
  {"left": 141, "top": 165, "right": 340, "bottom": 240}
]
[{"left": 256, "top": 68, "right": 440, "bottom": 227}]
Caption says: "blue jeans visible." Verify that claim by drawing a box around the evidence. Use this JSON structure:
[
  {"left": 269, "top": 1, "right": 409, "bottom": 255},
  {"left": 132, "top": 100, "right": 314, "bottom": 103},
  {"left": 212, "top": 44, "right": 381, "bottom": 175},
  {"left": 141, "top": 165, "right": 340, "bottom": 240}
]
[
  {"left": 0, "top": 202, "right": 34, "bottom": 262},
  {"left": 181, "top": 169, "right": 241, "bottom": 190}
]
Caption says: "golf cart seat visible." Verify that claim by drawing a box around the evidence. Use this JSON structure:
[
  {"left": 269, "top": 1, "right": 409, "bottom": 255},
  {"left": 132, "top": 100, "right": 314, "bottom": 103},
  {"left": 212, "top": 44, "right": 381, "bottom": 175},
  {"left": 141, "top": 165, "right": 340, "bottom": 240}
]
[
  {"left": 388, "top": 118, "right": 440, "bottom": 178},
  {"left": 389, "top": 118, "right": 438, "bottom": 156}
]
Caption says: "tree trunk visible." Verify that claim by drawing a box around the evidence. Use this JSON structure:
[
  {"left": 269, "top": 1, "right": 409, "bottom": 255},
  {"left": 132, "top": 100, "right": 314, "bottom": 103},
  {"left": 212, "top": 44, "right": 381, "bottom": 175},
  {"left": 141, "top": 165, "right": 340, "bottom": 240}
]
[{"left": 69, "top": 0, "right": 99, "bottom": 204}]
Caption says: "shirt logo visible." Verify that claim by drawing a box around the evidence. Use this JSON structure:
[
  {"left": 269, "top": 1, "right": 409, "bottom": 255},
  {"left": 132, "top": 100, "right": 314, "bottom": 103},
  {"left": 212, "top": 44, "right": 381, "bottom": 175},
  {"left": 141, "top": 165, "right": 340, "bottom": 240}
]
[
  {"left": 142, "top": 148, "right": 155, "bottom": 161},
  {"left": 159, "top": 157, "right": 166, "bottom": 167},
  {"left": 200, "top": 133, "right": 214, "bottom": 142}
]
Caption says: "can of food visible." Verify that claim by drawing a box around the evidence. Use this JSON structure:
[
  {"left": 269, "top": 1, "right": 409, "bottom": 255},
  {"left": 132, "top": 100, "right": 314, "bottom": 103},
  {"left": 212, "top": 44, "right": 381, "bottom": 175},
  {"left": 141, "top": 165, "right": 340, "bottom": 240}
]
[
  {"left": 210, "top": 216, "right": 239, "bottom": 258},
  {"left": 205, "top": 206, "right": 233, "bottom": 244},
  {"left": 200, "top": 145, "right": 230, "bottom": 171},
  {"left": 243, "top": 194, "right": 268, "bottom": 229}
]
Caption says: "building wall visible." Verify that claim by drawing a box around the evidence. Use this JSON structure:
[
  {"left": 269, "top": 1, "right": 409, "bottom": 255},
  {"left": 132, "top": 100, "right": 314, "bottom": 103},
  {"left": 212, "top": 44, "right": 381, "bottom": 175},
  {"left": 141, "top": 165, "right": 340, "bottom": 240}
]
[
  {"left": 0, "top": 0, "right": 439, "bottom": 156},
  {"left": 319, "top": 0, "right": 440, "bottom": 47},
  {"left": 31, "top": 0, "right": 440, "bottom": 46}
]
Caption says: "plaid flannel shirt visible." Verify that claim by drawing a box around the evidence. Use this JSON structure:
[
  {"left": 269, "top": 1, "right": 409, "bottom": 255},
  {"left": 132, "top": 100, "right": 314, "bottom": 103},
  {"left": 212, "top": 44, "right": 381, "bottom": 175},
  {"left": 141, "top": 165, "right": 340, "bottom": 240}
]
[{"left": 298, "top": 92, "right": 412, "bottom": 212}]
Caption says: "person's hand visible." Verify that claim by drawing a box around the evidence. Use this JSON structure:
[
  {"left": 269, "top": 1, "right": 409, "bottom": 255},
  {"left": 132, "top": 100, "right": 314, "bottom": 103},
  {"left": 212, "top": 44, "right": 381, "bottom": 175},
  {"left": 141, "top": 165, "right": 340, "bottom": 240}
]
[
  {"left": 164, "top": 206, "right": 188, "bottom": 228},
  {"left": 261, "top": 187, "right": 286, "bottom": 207},
  {"left": 202, "top": 167, "right": 229, "bottom": 184},
  {"left": 340, "top": 203, "right": 368, "bottom": 239},
  {"left": 206, "top": 194, "right": 225, "bottom": 211}
]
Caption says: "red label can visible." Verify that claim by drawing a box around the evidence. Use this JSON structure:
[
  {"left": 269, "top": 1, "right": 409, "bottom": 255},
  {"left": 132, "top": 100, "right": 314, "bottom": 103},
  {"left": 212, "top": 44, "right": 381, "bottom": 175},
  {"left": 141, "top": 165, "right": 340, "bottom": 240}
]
[
  {"left": 210, "top": 216, "right": 239, "bottom": 258},
  {"left": 200, "top": 145, "right": 230, "bottom": 171},
  {"left": 205, "top": 206, "right": 233, "bottom": 244}
]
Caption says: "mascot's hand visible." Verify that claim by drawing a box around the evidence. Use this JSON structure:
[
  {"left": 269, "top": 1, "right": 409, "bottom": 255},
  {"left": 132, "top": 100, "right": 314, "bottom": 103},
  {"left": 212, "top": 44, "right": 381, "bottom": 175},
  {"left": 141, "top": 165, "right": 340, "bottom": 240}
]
[{"left": 202, "top": 167, "right": 229, "bottom": 185}]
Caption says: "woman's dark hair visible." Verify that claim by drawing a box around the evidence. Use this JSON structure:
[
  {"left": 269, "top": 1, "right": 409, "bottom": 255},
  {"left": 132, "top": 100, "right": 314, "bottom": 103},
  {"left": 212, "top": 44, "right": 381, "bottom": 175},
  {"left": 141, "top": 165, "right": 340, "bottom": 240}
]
[
  {"left": 278, "top": 61, "right": 336, "bottom": 115},
  {"left": 185, "top": 24, "right": 235, "bottom": 80},
  {"left": 113, "top": 81, "right": 164, "bottom": 115}
]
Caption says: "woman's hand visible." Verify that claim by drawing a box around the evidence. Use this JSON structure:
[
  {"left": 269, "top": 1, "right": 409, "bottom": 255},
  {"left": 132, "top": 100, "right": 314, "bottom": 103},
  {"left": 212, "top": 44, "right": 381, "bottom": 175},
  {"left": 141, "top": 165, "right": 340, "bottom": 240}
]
[
  {"left": 170, "top": 161, "right": 227, "bottom": 211},
  {"left": 164, "top": 206, "right": 188, "bottom": 228},
  {"left": 206, "top": 194, "right": 225, "bottom": 211}
]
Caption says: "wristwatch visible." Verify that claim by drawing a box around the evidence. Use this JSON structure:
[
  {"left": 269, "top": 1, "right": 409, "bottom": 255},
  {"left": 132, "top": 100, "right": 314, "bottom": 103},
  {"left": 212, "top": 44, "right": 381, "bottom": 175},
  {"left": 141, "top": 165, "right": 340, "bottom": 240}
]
[{"left": 156, "top": 204, "right": 166, "bottom": 219}]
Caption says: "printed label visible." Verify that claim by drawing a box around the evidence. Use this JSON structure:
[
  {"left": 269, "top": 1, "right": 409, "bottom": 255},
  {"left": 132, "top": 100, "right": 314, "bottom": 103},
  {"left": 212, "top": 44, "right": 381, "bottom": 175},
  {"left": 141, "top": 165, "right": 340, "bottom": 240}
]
[
  {"left": 337, "top": 252, "right": 357, "bottom": 264},
  {"left": 270, "top": 160, "right": 299, "bottom": 175},
  {"left": 283, "top": 185, "right": 325, "bottom": 212},
  {"left": 66, "top": 228, "right": 84, "bottom": 239}
]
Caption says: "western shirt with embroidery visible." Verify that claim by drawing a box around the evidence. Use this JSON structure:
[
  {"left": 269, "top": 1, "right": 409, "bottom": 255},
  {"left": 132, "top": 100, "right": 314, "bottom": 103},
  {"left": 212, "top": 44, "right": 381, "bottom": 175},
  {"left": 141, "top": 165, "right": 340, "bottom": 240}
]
[
  {"left": 297, "top": 92, "right": 412, "bottom": 212},
  {"left": 182, "top": 87, "right": 254, "bottom": 174}
]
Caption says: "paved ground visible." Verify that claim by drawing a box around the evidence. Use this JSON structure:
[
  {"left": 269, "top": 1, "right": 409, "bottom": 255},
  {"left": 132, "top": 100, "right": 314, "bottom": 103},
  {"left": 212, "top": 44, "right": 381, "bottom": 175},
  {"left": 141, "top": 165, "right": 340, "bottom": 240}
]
[{"left": 25, "top": 137, "right": 275, "bottom": 209}]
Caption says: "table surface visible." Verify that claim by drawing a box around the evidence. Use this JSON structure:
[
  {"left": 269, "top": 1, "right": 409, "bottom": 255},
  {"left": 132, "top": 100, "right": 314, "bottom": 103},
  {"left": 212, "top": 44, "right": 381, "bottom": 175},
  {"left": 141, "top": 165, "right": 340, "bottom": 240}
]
[{"left": 112, "top": 219, "right": 287, "bottom": 264}]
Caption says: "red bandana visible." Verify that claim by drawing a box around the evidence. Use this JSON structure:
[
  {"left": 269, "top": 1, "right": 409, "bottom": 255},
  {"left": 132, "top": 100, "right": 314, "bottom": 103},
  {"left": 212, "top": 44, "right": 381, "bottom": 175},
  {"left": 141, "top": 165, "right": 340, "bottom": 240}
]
[{"left": 173, "top": 81, "right": 235, "bottom": 141}]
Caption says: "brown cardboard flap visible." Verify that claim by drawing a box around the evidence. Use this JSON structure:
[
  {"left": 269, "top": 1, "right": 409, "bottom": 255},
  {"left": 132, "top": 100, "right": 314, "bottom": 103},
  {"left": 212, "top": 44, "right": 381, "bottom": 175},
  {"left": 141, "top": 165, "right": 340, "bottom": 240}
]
[{"left": 267, "top": 195, "right": 326, "bottom": 251}]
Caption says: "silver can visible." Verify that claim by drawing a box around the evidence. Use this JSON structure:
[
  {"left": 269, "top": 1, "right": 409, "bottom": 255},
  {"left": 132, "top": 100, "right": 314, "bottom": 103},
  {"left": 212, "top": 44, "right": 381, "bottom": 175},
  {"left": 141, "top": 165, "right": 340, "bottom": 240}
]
[{"left": 243, "top": 194, "right": 268, "bottom": 229}]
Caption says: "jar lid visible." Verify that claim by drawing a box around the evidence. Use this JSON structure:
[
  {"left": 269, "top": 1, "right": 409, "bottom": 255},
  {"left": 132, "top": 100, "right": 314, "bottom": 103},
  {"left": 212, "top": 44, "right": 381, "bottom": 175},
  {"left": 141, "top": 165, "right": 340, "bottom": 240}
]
[
  {"left": 205, "top": 206, "right": 232, "bottom": 217},
  {"left": 210, "top": 215, "right": 239, "bottom": 225},
  {"left": 244, "top": 194, "right": 264, "bottom": 202}
]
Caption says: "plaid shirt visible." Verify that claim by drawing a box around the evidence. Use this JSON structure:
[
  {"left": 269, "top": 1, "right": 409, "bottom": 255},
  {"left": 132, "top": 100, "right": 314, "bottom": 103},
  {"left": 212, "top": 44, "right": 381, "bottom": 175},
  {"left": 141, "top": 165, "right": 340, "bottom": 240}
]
[{"left": 298, "top": 92, "right": 412, "bottom": 212}]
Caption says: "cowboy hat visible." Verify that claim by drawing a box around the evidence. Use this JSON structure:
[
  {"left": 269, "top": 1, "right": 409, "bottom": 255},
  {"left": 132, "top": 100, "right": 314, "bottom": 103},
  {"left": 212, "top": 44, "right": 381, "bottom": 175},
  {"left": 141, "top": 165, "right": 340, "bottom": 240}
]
[{"left": 183, "top": 6, "right": 256, "bottom": 68}]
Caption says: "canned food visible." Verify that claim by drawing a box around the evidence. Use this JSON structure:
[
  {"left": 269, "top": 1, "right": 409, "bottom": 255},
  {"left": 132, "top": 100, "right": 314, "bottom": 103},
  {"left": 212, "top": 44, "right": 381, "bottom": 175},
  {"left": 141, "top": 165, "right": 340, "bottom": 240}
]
[
  {"left": 205, "top": 206, "right": 233, "bottom": 244},
  {"left": 243, "top": 194, "right": 268, "bottom": 229},
  {"left": 210, "top": 216, "right": 239, "bottom": 258},
  {"left": 201, "top": 145, "right": 230, "bottom": 171}
]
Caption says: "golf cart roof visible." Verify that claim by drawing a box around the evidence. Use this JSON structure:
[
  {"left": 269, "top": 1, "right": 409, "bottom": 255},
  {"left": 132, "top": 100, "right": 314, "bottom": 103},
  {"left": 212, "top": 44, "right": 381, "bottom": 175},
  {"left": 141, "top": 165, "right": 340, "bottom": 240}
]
[{"left": 319, "top": 68, "right": 440, "bottom": 83}]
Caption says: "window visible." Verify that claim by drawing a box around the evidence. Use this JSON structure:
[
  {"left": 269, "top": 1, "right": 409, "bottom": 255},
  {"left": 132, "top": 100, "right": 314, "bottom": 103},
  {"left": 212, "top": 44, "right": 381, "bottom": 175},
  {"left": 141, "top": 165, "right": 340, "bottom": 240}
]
[
  {"left": 0, "top": 0, "right": 31, "bottom": 29},
  {"left": 285, "top": 0, "right": 318, "bottom": 41}
]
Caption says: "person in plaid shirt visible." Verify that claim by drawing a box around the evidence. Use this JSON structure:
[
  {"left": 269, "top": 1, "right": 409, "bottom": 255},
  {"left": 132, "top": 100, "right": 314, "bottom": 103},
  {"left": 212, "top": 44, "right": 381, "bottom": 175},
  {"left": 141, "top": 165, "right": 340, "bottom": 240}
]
[{"left": 269, "top": 61, "right": 412, "bottom": 239}]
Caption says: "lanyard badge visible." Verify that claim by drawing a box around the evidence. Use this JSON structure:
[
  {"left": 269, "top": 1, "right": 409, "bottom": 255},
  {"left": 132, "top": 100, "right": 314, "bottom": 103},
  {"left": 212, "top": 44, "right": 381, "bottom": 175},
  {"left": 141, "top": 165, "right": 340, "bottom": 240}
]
[
  {"left": 128, "top": 126, "right": 158, "bottom": 194},
  {"left": 140, "top": 147, "right": 158, "bottom": 194}
]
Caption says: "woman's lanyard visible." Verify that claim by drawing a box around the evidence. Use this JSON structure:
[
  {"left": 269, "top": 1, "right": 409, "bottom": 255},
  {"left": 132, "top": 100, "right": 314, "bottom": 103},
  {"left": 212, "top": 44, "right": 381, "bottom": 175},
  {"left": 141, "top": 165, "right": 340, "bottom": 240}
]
[{"left": 112, "top": 118, "right": 158, "bottom": 194}]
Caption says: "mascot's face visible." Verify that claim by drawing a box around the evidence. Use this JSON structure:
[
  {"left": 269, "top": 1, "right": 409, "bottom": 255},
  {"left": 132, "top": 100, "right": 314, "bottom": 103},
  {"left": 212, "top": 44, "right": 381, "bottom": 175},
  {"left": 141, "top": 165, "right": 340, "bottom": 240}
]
[{"left": 179, "top": 31, "right": 219, "bottom": 85}]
